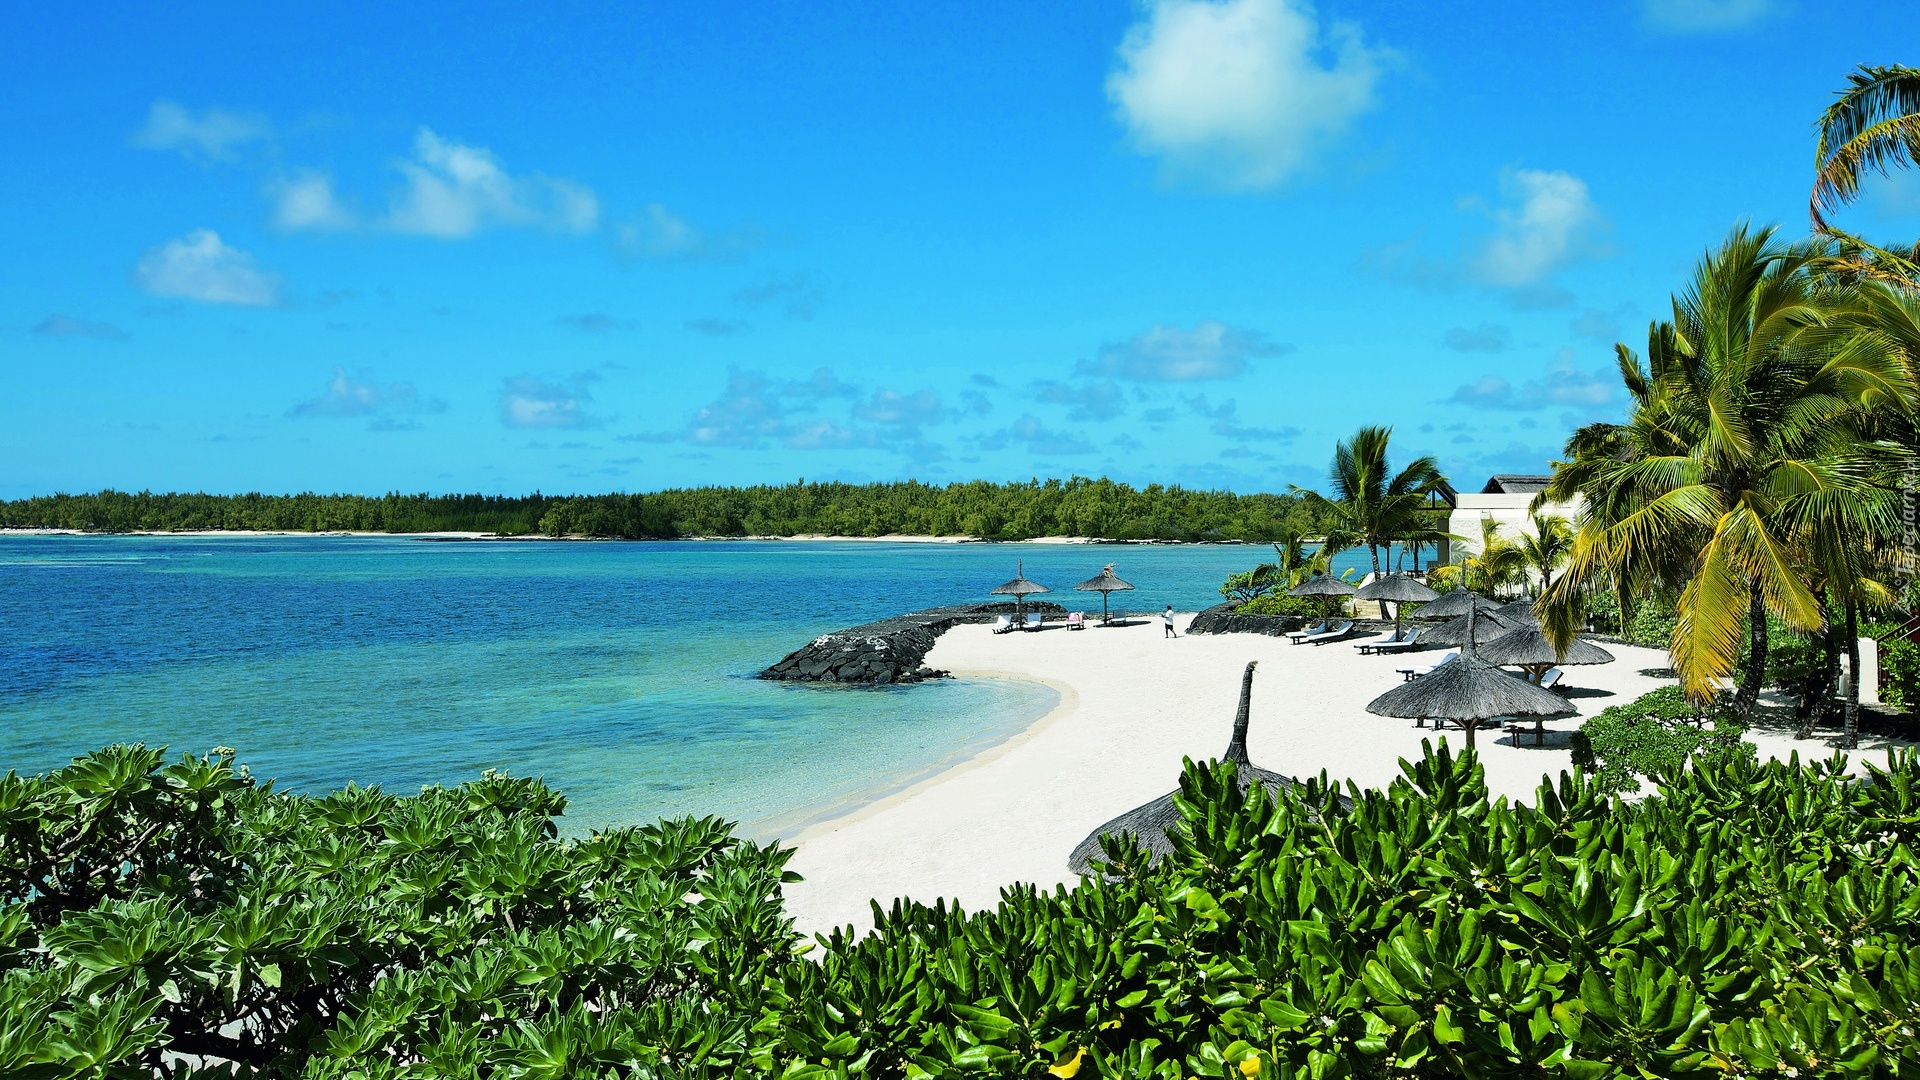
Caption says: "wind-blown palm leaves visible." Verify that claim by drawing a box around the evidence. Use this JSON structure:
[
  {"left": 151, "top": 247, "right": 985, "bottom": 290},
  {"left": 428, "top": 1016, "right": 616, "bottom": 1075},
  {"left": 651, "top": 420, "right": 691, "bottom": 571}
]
[
  {"left": 1432, "top": 517, "right": 1527, "bottom": 598},
  {"left": 1516, "top": 512, "right": 1574, "bottom": 595},
  {"left": 1537, "top": 225, "right": 1914, "bottom": 712},
  {"left": 1810, "top": 64, "right": 1920, "bottom": 287},
  {"left": 1292, "top": 426, "right": 1447, "bottom": 617}
]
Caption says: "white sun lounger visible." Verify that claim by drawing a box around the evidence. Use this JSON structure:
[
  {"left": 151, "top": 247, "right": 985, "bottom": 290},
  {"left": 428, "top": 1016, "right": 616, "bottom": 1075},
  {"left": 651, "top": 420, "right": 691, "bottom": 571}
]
[
  {"left": 1360, "top": 628, "right": 1422, "bottom": 655},
  {"left": 1066, "top": 611, "right": 1085, "bottom": 630},
  {"left": 991, "top": 615, "right": 1014, "bottom": 634},
  {"left": 1302, "top": 620, "right": 1355, "bottom": 645},
  {"left": 1397, "top": 650, "right": 1459, "bottom": 680},
  {"left": 1540, "top": 666, "right": 1564, "bottom": 691},
  {"left": 1023, "top": 613, "right": 1044, "bottom": 631},
  {"left": 1285, "top": 619, "right": 1330, "bottom": 644}
]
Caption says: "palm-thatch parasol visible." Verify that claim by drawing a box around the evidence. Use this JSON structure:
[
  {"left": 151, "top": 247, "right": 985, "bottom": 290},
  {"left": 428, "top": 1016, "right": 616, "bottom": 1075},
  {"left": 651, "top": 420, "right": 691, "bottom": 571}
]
[
  {"left": 1355, "top": 572, "right": 1439, "bottom": 634},
  {"left": 1477, "top": 625, "right": 1615, "bottom": 684},
  {"left": 989, "top": 560, "right": 1052, "bottom": 618},
  {"left": 1289, "top": 573, "right": 1357, "bottom": 621},
  {"left": 1494, "top": 599, "right": 1541, "bottom": 627},
  {"left": 1068, "top": 661, "right": 1313, "bottom": 875},
  {"left": 1420, "top": 606, "right": 1524, "bottom": 649},
  {"left": 1366, "top": 607, "right": 1576, "bottom": 748},
  {"left": 1074, "top": 563, "right": 1135, "bottom": 624},
  {"left": 1416, "top": 589, "right": 1500, "bottom": 620}
]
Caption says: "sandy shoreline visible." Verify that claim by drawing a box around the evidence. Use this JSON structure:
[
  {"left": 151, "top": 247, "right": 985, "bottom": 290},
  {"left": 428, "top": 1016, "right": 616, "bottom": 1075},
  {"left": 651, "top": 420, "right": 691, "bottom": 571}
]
[{"left": 780, "top": 617, "right": 1903, "bottom": 934}]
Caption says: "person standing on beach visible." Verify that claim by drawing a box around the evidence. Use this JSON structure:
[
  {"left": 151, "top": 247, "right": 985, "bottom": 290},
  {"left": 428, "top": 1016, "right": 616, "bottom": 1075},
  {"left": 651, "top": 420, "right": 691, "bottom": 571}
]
[{"left": 1163, "top": 606, "right": 1177, "bottom": 638}]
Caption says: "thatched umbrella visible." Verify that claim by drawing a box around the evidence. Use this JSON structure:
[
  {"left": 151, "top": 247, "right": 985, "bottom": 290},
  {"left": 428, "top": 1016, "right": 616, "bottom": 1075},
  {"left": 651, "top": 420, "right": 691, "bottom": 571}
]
[
  {"left": 1068, "top": 661, "right": 1312, "bottom": 874},
  {"left": 1355, "top": 572, "right": 1439, "bottom": 634},
  {"left": 1289, "top": 573, "right": 1357, "bottom": 622},
  {"left": 1074, "top": 563, "right": 1135, "bottom": 624},
  {"left": 1494, "top": 600, "right": 1541, "bottom": 627},
  {"left": 1416, "top": 589, "right": 1500, "bottom": 621},
  {"left": 1420, "top": 606, "right": 1524, "bottom": 648},
  {"left": 989, "top": 560, "right": 1051, "bottom": 618},
  {"left": 1366, "top": 607, "right": 1575, "bottom": 747},
  {"left": 1477, "top": 625, "right": 1615, "bottom": 684}
]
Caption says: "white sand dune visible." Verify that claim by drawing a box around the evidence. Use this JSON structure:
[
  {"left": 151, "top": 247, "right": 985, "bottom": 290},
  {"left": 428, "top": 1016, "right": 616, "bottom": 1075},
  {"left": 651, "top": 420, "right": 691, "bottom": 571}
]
[{"left": 781, "top": 617, "right": 1893, "bottom": 934}]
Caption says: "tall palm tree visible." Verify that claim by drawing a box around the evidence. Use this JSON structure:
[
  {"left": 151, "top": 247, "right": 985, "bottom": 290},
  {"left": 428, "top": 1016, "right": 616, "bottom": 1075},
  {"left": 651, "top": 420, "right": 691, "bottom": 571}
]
[
  {"left": 1537, "top": 225, "right": 1906, "bottom": 713},
  {"left": 1810, "top": 64, "right": 1920, "bottom": 287},
  {"left": 1516, "top": 512, "right": 1574, "bottom": 597},
  {"left": 1292, "top": 426, "right": 1446, "bottom": 616},
  {"left": 1431, "top": 517, "right": 1526, "bottom": 598}
]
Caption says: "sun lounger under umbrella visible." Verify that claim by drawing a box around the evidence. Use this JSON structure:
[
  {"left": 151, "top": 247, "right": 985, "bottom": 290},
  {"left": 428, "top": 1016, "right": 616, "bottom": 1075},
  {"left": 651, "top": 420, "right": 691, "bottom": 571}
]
[
  {"left": 1289, "top": 572, "right": 1357, "bottom": 622},
  {"left": 1366, "top": 606, "right": 1575, "bottom": 748},
  {"left": 1068, "top": 661, "right": 1321, "bottom": 875},
  {"left": 1476, "top": 624, "right": 1614, "bottom": 685},
  {"left": 1074, "top": 563, "right": 1134, "bottom": 624},
  {"left": 989, "top": 560, "right": 1051, "bottom": 619},
  {"left": 1354, "top": 572, "right": 1438, "bottom": 637}
]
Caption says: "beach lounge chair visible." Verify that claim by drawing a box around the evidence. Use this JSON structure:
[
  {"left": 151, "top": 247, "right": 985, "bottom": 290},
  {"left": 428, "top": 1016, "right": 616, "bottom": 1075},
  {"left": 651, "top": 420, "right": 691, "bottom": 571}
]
[
  {"left": 1285, "top": 619, "right": 1330, "bottom": 644},
  {"left": 1066, "top": 611, "right": 1085, "bottom": 630},
  {"left": 1023, "top": 613, "right": 1044, "bottom": 632},
  {"left": 1362, "top": 629, "right": 1422, "bottom": 656},
  {"left": 1397, "top": 650, "right": 1459, "bottom": 680},
  {"left": 1539, "top": 666, "right": 1564, "bottom": 691},
  {"left": 990, "top": 615, "right": 1014, "bottom": 634},
  {"left": 1302, "top": 620, "right": 1355, "bottom": 645}
]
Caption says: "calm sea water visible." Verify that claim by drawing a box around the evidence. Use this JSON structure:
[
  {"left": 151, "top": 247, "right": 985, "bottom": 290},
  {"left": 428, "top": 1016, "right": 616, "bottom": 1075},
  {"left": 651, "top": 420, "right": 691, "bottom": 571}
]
[{"left": 0, "top": 534, "right": 1405, "bottom": 838}]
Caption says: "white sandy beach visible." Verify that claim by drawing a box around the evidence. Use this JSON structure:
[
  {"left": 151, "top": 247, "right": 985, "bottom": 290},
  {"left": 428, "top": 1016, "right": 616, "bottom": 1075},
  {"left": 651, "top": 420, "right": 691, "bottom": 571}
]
[{"left": 782, "top": 616, "right": 1900, "bottom": 934}]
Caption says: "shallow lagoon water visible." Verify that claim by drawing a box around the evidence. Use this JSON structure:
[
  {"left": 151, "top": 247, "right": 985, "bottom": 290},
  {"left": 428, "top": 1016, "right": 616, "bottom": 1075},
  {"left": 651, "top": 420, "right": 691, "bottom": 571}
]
[{"left": 0, "top": 534, "right": 1405, "bottom": 838}]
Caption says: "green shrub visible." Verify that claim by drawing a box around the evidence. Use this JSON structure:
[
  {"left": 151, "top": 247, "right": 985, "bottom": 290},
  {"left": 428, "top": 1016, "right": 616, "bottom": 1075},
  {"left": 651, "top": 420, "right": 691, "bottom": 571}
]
[
  {"left": 10, "top": 740, "right": 1920, "bottom": 1076},
  {"left": 1574, "top": 685, "right": 1753, "bottom": 795},
  {"left": 1233, "top": 594, "right": 1323, "bottom": 618},
  {"left": 1625, "top": 599, "right": 1679, "bottom": 648}
]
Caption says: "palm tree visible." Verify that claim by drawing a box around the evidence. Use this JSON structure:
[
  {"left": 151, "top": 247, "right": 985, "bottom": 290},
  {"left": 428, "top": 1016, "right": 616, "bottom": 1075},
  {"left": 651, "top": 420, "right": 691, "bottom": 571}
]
[
  {"left": 1431, "top": 517, "right": 1526, "bottom": 598},
  {"left": 1810, "top": 64, "right": 1920, "bottom": 287},
  {"left": 1292, "top": 426, "right": 1446, "bottom": 616},
  {"left": 1516, "top": 512, "right": 1574, "bottom": 597},
  {"left": 1537, "top": 225, "right": 1907, "bottom": 714}
]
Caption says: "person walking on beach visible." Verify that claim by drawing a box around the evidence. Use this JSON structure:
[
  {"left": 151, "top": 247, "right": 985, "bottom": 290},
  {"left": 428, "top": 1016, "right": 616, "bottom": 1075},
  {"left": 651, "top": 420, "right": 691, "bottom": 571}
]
[{"left": 1163, "top": 605, "right": 1177, "bottom": 638}]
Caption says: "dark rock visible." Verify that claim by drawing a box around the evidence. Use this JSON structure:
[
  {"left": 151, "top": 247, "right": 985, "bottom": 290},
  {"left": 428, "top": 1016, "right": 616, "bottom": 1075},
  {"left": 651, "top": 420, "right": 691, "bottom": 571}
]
[{"left": 759, "top": 601, "right": 1065, "bottom": 684}]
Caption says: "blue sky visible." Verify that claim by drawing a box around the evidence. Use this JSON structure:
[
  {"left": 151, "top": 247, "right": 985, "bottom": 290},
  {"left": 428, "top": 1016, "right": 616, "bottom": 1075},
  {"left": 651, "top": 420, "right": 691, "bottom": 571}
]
[{"left": 6, "top": 0, "right": 1919, "bottom": 499}]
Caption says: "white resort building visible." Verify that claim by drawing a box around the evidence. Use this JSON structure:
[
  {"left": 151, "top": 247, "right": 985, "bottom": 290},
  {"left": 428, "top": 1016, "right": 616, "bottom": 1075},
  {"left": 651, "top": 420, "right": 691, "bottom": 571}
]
[{"left": 1433, "top": 474, "right": 1584, "bottom": 574}]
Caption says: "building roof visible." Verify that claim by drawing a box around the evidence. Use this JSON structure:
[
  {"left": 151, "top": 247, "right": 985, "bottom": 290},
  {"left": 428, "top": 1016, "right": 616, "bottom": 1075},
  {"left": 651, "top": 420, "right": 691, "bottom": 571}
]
[{"left": 1480, "top": 474, "right": 1554, "bottom": 494}]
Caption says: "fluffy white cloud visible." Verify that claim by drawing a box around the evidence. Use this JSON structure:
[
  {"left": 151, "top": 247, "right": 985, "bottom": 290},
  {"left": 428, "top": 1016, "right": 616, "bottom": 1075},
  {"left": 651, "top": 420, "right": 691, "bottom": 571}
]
[
  {"left": 1642, "top": 0, "right": 1774, "bottom": 32},
  {"left": 1474, "top": 169, "right": 1602, "bottom": 287},
  {"left": 1079, "top": 320, "right": 1288, "bottom": 381},
  {"left": 291, "top": 367, "right": 446, "bottom": 430},
  {"left": 133, "top": 230, "right": 280, "bottom": 306},
  {"left": 1107, "top": 0, "right": 1389, "bottom": 188},
  {"left": 267, "top": 171, "right": 355, "bottom": 231},
  {"left": 499, "top": 375, "right": 599, "bottom": 429},
  {"left": 1448, "top": 350, "right": 1618, "bottom": 411},
  {"left": 673, "top": 369, "right": 944, "bottom": 458},
  {"left": 131, "top": 100, "right": 270, "bottom": 159},
  {"left": 33, "top": 314, "right": 128, "bottom": 340},
  {"left": 387, "top": 129, "right": 598, "bottom": 238}
]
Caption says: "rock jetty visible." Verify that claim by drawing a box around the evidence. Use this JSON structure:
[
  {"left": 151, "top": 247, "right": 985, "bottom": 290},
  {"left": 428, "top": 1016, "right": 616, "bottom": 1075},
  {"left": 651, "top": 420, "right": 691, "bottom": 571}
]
[
  {"left": 760, "top": 601, "right": 1066, "bottom": 684},
  {"left": 1183, "top": 602, "right": 1310, "bottom": 637}
]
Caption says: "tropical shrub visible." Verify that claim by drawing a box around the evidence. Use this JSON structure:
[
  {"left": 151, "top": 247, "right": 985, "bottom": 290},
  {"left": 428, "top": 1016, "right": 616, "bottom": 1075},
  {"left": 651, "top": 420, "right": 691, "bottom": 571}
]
[
  {"left": 1569, "top": 686, "right": 1752, "bottom": 796},
  {"left": 10, "top": 740, "right": 1920, "bottom": 1076},
  {"left": 1881, "top": 634, "right": 1920, "bottom": 709},
  {"left": 1233, "top": 594, "right": 1323, "bottom": 618}
]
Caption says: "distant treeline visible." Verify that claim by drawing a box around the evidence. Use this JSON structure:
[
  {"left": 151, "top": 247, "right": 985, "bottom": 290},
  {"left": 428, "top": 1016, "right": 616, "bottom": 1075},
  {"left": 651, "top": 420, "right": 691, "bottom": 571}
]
[{"left": 0, "top": 479, "right": 1315, "bottom": 541}]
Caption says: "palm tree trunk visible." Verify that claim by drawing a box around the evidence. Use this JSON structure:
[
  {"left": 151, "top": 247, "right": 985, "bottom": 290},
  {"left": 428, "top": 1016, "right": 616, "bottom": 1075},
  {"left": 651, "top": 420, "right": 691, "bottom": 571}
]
[
  {"left": 1733, "top": 581, "right": 1768, "bottom": 717},
  {"left": 1370, "top": 544, "right": 1388, "bottom": 619},
  {"left": 1843, "top": 596, "right": 1862, "bottom": 750}
]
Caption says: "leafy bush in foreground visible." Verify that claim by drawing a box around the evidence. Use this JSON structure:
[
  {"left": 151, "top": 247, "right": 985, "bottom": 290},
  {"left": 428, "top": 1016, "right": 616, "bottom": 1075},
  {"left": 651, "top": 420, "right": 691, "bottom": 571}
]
[
  {"left": 1569, "top": 686, "right": 1755, "bottom": 796},
  {"left": 6, "top": 740, "right": 1920, "bottom": 1076}
]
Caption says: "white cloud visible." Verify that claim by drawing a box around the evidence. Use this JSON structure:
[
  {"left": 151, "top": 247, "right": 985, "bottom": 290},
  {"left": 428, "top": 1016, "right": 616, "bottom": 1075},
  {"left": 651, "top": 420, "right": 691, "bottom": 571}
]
[
  {"left": 267, "top": 171, "right": 355, "bottom": 230},
  {"left": 291, "top": 367, "right": 446, "bottom": 429},
  {"left": 131, "top": 100, "right": 270, "bottom": 159},
  {"left": 1448, "top": 350, "right": 1618, "bottom": 412},
  {"left": 977, "top": 416, "right": 1095, "bottom": 456},
  {"left": 672, "top": 369, "right": 945, "bottom": 458},
  {"left": 1183, "top": 394, "right": 1300, "bottom": 440},
  {"left": 499, "top": 375, "right": 599, "bottom": 429},
  {"left": 132, "top": 230, "right": 280, "bottom": 306},
  {"left": 614, "top": 203, "right": 762, "bottom": 260},
  {"left": 1474, "top": 169, "right": 1602, "bottom": 287},
  {"left": 365, "top": 129, "right": 599, "bottom": 238},
  {"left": 1642, "top": 0, "right": 1775, "bottom": 32},
  {"left": 1107, "top": 0, "right": 1390, "bottom": 189},
  {"left": 1079, "top": 320, "right": 1288, "bottom": 381},
  {"left": 33, "top": 314, "right": 129, "bottom": 340}
]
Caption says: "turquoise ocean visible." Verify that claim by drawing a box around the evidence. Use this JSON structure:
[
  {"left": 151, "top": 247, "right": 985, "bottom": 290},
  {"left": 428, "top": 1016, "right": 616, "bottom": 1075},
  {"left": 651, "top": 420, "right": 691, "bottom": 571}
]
[{"left": 0, "top": 535, "right": 1406, "bottom": 839}]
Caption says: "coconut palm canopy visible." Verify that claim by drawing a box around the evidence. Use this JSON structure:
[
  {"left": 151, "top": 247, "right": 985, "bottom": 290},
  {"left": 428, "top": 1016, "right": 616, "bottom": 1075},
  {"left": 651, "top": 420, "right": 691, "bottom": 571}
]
[
  {"left": 1416, "top": 590, "right": 1500, "bottom": 620},
  {"left": 1069, "top": 662, "right": 1318, "bottom": 875},
  {"left": 1420, "top": 607, "right": 1524, "bottom": 648},
  {"left": 1075, "top": 564, "right": 1135, "bottom": 621},
  {"left": 989, "top": 560, "right": 1051, "bottom": 616},
  {"left": 1478, "top": 626, "right": 1615, "bottom": 669}
]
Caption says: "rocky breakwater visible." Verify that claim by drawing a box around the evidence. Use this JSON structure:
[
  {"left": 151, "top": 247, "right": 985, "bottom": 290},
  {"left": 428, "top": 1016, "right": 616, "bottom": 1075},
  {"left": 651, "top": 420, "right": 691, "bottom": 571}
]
[
  {"left": 1184, "top": 602, "right": 1310, "bottom": 637},
  {"left": 760, "top": 601, "right": 1066, "bottom": 684}
]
